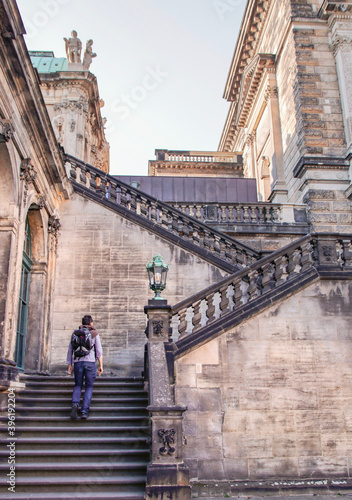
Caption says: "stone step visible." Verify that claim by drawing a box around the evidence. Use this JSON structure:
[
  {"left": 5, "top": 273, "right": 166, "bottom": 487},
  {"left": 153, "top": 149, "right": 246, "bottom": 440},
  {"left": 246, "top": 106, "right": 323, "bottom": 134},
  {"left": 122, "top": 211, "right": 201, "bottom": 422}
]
[
  {"left": 0, "top": 415, "right": 149, "bottom": 427},
  {"left": 0, "top": 436, "right": 149, "bottom": 451},
  {"left": 0, "top": 405, "right": 148, "bottom": 418},
  {"left": 0, "top": 475, "right": 147, "bottom": 493},
  {"left": 22, "top": 380, "right": 145, "bottom": 390},
  {"left": 18, "top": 388, "right": 147, "bottom": 397},
  {"left": 12, "top": 396, "right": 148, "bottom": 407},
  {"left": 20, "top": 375, "right": 144, "bottom": 383},
  {"left": 0, "top": 425, "right": 149, "bottom": 438},
  {"left": 0, "top": 461, "right": 148, "bottom": 478},
  {"left": 0, "top": 491, "right": 145, "bottom": 500},
  {"left": 0, "top": 448, "right": 150, "bottom": 464}
]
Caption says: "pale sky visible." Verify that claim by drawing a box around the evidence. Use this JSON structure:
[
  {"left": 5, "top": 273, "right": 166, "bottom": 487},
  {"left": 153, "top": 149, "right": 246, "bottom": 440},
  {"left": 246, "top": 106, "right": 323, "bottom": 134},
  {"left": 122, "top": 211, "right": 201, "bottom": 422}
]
[{"left": 16, "top": 0, "right": 246, "bottom": 175}]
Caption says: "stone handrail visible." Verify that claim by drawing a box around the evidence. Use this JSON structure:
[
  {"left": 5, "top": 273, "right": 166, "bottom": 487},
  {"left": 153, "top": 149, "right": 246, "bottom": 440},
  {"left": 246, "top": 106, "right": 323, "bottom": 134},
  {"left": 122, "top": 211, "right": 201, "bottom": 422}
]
[
  {"left": 65, "top": 154, "right": 260, "bottom": 269},
  {"left": 169, "top": 201, "right": 282, "bottom": 224},
  {"left": 171, "top": 234, "right": 352, "bottom": 340},
  {"left": 155, "top": 149, "right": 240, "bottom": 163}
]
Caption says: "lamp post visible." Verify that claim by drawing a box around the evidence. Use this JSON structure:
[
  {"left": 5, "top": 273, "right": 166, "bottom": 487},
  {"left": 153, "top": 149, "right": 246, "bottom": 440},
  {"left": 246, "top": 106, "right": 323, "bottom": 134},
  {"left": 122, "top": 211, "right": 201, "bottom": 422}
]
[
  {"left": 146, "top": 254, "right": 169, "bottom": 300},
  {"left": 144, "top": 255, "right": 191, "bottom": 500}
]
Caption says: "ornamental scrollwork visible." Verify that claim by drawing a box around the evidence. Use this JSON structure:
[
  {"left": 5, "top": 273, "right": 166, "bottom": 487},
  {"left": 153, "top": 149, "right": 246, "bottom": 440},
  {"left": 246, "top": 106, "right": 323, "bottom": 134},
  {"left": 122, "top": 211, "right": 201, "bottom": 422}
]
[
  {"left": 20, "top": 158, "right": 37, "bottom": 204},
  {"left": 48, "top": 216, "right": 61, "bottom": 237},
  {"left": 158, "top": 428, "right": 176, "bottom": 456},
  {"left": 152, "top": 320, "right": 163, "bottom": 335},
  {"left": 332, "top": 34, "right": 352, "bottom": 55},
  {"left": 0, "top": 118, "right": 14, "bottom": 142}
]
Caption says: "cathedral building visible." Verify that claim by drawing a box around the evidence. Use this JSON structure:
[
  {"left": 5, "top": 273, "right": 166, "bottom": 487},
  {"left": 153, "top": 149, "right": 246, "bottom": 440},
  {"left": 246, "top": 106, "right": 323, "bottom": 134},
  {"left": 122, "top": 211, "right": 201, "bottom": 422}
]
[{"left": 1, "top": 0, "right": 352, "bottom": 498}]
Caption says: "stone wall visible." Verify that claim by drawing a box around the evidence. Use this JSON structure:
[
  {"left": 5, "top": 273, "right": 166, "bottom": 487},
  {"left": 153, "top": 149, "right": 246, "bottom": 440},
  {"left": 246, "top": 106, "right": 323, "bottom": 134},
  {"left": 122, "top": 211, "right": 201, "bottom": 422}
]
[
  {"left": 175, "top": 279, "right": 352, "bottom": 486},
  {"left": 51, "top": 193, "right": 228, "bottom": 375}
]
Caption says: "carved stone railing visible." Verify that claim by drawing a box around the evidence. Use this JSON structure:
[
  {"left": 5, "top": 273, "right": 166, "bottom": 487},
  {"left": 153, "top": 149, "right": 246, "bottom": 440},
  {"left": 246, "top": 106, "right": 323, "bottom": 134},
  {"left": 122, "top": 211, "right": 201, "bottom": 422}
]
[
  {"left": 65, "top": 154, "right": 260, "bottom": 270},
  {"left": 154, "top": 149, "right": 241, "bottom": 163},
  {"left": 169, "top": 201, "right": 283, "bottom": 224},
  {"left": 171, "top": 234, "right": 352, "bottom": 341}
]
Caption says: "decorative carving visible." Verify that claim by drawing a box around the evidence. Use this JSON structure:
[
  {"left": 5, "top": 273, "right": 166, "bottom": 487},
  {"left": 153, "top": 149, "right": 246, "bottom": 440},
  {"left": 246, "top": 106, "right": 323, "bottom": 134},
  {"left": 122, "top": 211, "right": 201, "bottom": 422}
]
[
  {"left": 48, "top": 216, "right": 61, "bottom": 237},
  {"left": 69, "top": 119, "right": 76, "bottom": 132},
  {"left": 158, "top": 428, "right": 176, "bottom": 456},
  {"left": 64, "top": 30, "right": 82, "bottom": 63},
  {"left": 54, "top": 97, "right": 89, "bottom": 113},
  {"left": 83, "top": 39, "right": 97, "bottom": 70},
  {"left": 20, "top": 158, "right": 37, "bottom": 205},
  {"left": 0, "top": 118, "right": 14, "bottom": 142},
  {"left": 152, "top": 320, "right": 163, "bottom": 335},
  {"left": 332, "top": 34, "right": 352, "bottom": 55},
  {"left": 264, "top": 84, "right": 278, "bottom": 103},
  {"left": 37, "top": 195, "right": 46, "bottom": 209},
  {"left": 322, "top": 245, "right": 333, "bottom": 261},
  {"left": 52, "top": 115, "right": 65, "bottom": 145},
  {"left": 20, "top": 158, "right": 37, "bottom": 184}
]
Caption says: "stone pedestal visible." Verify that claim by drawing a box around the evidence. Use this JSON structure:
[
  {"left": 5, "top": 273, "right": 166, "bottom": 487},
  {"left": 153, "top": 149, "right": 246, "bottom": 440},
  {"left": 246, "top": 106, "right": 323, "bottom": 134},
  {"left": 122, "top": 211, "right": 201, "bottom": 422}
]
[{"left": 144, "top": 299, "right": 191, "bottom": 500}]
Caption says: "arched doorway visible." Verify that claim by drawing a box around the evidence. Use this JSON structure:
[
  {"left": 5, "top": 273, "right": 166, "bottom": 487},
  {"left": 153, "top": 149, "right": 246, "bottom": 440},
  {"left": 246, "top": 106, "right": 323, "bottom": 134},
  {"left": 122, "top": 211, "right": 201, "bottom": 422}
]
[{"left": 15, "top": 217, "right": 32, "bottom": 370}]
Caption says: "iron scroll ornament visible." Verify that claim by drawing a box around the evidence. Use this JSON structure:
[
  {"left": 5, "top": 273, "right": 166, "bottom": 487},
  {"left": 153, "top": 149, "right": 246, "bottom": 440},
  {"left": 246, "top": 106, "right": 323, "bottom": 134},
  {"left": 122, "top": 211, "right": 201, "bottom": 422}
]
[{"left": 158, "top": 428, "right": 176, "bottom": 456}]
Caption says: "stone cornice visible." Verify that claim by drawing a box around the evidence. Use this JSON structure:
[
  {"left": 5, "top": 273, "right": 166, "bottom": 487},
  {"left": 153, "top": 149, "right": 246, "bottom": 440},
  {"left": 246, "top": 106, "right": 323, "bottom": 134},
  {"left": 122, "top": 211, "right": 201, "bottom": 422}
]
[
  {"left": 223, "top": 0, "right": 270, "bottom": 102},
  {"left": 148, "top": 160, "right": 243, "bottom": 177},
  {"left": 293, "top": 156, "right": 349, "bottom": 178},
  {"left": 235, "top": 53, "right": 276, "bottom": 128},
  {"left": 219, "top": 54, "right": 276, "bottom": 152}
]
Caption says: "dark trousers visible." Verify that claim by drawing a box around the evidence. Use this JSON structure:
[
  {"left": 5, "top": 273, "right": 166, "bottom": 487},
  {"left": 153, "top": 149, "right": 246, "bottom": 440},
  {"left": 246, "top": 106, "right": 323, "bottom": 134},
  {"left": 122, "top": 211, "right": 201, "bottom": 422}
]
[{"left": 72, "top": 361, "right": 97, "bottom": 413}]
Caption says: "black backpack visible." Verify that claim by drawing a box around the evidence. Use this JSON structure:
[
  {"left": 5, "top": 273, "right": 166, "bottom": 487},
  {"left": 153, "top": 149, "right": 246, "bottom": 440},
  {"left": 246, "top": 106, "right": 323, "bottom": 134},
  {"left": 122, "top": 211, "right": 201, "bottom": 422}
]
[{"left": 71, "top": 327, "right": 95, "bottom": 359}]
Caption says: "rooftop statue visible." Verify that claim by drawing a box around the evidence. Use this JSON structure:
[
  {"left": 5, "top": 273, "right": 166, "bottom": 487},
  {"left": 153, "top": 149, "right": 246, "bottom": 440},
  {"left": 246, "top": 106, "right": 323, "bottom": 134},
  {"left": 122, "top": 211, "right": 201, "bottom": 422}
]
[
  {"left": 83, "top": 39, "right": 97, "bottom": 70},
  {"left": 64, "top": 30, "right": 82, "bottom": 63}
]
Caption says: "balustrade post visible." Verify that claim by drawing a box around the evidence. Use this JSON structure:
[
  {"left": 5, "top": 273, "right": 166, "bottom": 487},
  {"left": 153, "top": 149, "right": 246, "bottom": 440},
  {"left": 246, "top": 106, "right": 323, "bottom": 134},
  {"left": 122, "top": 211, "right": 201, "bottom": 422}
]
[
  {"left": 191, "top": 300, "right": 202, "bottom": 332},
  {"left": 341, "top": 239, "right": 352, "bottom": 267},
  {"left": 144, "top": 300, "right": 191, "bottom": 500},
  {"left": 205, "top": 293, "right": 216, "bottom": 323}
]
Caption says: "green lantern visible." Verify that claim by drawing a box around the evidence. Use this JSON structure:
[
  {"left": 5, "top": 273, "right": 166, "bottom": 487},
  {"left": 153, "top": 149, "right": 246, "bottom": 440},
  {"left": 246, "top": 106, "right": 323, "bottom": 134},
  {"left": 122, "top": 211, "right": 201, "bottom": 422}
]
[{"left": 146, "top": 254, "right": 169, "bottom": 300}]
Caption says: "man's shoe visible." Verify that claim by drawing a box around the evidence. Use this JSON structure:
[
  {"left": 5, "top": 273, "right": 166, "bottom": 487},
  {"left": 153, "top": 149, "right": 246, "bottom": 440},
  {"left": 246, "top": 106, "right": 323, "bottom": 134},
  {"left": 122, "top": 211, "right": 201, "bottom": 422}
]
[
  {"left": 81, "top": 412, "right": 89, "bottom": 419},
  {"left": 70, "top": 406, "right": 78, "bottom": 419}
]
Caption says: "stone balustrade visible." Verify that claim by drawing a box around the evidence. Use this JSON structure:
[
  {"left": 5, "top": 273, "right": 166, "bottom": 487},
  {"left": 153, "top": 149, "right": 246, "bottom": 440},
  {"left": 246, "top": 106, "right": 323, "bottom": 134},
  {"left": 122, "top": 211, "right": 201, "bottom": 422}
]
[
  {"left": 169, "top": 201, "right": 282, "bottom": 224},
  {"left": 154, "top": 149, "right": 240, "bottom": 163},
  {"left": 171, "top": 234, "right": 352, "bottom": 340},
  {"left": 65, "top": 154, "right": 259, "bottom": 269}
]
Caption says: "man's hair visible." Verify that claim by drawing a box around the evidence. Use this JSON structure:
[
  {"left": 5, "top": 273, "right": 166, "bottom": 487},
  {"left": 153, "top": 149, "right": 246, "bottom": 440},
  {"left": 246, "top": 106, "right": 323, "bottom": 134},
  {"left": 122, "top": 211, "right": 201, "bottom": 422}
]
[{"left": 82, "top": 315, "right": 93, "bottom": 326}]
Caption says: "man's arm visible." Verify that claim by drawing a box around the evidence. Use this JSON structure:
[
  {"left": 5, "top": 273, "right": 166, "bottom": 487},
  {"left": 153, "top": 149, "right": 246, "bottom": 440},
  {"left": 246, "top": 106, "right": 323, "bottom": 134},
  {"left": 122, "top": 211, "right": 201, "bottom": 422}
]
[
  {"left": 66, "top": 342, "right": 74, "bottom": 375},
  {"left": 95, "top": 335, "right": 103, "bottom": 376},
  {"left": 97, "top": 355, "right": 103, "bottom": 376}
]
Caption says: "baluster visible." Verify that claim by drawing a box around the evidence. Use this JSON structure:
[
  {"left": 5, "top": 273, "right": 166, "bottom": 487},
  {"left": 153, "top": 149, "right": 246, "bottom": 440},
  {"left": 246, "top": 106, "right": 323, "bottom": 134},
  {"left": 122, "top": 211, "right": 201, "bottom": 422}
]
[
  {"left": 220, "top": 205, "right": 227, "bottom": 223},
  {"left": 150, "top": 201, "right": 158, "bottom": 222},
  {"left": 340, "top": 239, "right": 352, "bottom": 267},
  {"left": 247, "top": 270, "right": 259, "bottom": 301},
  {"left": 235, "top": 205, "right": 242, "bottom": 222},
  {"left": 79, "top": 166, "right": 87, "bottom": 185},
  {"left": 214, "top": 235, "right": 221, "bottom": 254},
  {"left": 286, "top": 248, "right": 297, "bottom": 278},
  {"left": 195, "top": 204, "right": 202, "bottom": 221},
  {"left": 109, "top": 182, "right": 117, "bottom": 203},
  {"left": 191, "top": 225, "right": 200, "bottom": 244},
  {"left": 140, "top": 196, "right": 148, "bottom": 217},
  {"left": 271, "top": 206, "right": 280, "bottom": 223},
  {"left": 120, "top": 186, "right": 128, "bottom": 207},
  {"left": 273, "top": 255, "right": 284, "bottom": 284},
  {"left": 243, "top": 205, "right": 250, "bottom": 223},
  {"left": 219, "top": 284, "right": 230, "bottom": 315},
  {"left": 69, "top": 162, "right": 77, "bottom": 180},
  {"left": 258, "top": 206, "right": 265, "bottom": 224},
  {"left": 90, "top": 171, "right": 98, "bottom": 190},
  {"left": 227, "top": 284, "right": 235, "bottom": 311},
  {"left": 300, "top": 240, "right": 312, "bottom": 272},
  {"left": 233, "top": 280, "right": 243, "bottom": 308},
  {"left": 130, "top": 191, "right": 137, "bottom": 212},
  {"left": 235, "top": 249, "right": 244, "bottom": 268},
  {"left": 205, "top": 293, "right": 216, "bottom": 323},
  {"left": 261, "top": 262, "right": 274, "bottom": 293},
  {"left": 178, "top": 308, "right": 188, "bottom": 339},
  {"left": 228, "top": 205, "right": 235, "bottom": 223},
  {"left": 191, "top": 300, "right": 202, "bottom": 332}
]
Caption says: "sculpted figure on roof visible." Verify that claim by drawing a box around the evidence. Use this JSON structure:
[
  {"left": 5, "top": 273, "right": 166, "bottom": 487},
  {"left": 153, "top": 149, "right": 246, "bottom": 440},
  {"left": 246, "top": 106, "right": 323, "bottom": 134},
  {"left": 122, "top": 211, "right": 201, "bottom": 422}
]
[
  {"left": 83, "top": 39, "right": 97, "bottom": 70},
  {"left": 64, "top": 30, "right": 82, "bottom": 63}
]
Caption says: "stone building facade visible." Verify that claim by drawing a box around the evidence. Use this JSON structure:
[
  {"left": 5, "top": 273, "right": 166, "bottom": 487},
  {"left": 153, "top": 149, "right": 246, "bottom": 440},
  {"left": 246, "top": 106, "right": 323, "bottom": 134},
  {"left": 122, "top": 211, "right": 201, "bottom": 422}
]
[{"left": 1, "top": 0, "right": 352, "bottom": 497}]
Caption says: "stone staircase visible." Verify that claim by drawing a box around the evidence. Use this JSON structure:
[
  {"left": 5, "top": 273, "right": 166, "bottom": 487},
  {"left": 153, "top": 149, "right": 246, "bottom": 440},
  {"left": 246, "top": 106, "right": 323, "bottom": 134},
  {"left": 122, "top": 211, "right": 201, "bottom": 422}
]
[{"left": 0, "top": 375, "right": 150, "bottom": 499}]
